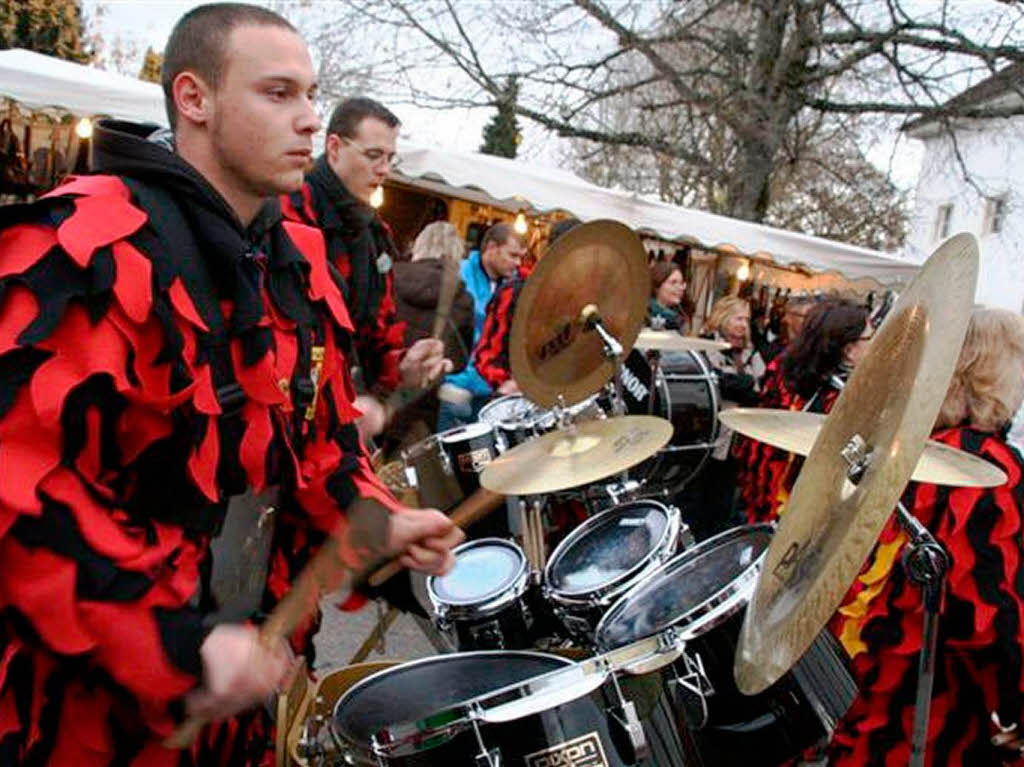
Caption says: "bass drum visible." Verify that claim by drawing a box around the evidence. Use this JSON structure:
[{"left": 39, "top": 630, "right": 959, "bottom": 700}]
[{"left": 616, "top": 348, "right": 719, "bottom": 493}]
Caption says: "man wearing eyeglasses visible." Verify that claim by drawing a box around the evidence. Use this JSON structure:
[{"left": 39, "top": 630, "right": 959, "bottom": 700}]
[{"left": 282, "top": 97, "right": 450, "bottom": 440}]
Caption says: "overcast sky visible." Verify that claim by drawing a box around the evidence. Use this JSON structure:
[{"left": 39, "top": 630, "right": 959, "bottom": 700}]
[{"left": 82, "top": 0, "right": 932, "bottom": 187}]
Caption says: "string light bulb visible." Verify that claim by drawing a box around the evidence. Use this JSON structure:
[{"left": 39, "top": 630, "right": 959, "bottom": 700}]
[
  {"left": 75, "top": 117, "right": 93, "bottom": 139},
  {"left": 737, "top": 260, "right": 750, "bottom": 281},
  {"left": 513, "top": 211, "right": 528, "bottom": 235},
  {"left": 370, "top": 185, "right": 384, "bottom": 209}
]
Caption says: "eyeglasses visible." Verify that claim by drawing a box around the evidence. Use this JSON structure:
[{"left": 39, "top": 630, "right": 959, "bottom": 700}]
[{"left": 342, "top": 137, "right": 401, "bottom": 169}]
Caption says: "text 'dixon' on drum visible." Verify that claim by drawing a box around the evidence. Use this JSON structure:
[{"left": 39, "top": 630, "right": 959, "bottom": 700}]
[
  {"left": 543, "top": 500, "right": 690, "bottom": 642},
  {"left": 595, "top": 524, "right": 857, "bottom": 766},
  {"left": 616, "top": 349, "right": 719, "bottom": 494},
  {"left": 331, "top": 651, "right": 637, "bottom": 767},
  {"left": 427, "top": 538, "right": 533, "bottom": 651}
]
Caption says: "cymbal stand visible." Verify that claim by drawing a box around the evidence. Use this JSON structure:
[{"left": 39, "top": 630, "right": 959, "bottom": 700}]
[
  {"left": 842, "top": 434, "right": 947, "bottom": 767},
  {"left": 581, "top": 305, "right": 625, "bottom": 417},
  {"left": 894, "top": 500, "right": 949, "bottom": 767},
  {"left": 645, "top": 350, "right": 661, "bottom": 416}
]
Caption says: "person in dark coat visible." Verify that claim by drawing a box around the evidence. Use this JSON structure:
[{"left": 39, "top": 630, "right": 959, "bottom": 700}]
[{"left": 384, "top": 222, "right": 474, "bottom": 450}]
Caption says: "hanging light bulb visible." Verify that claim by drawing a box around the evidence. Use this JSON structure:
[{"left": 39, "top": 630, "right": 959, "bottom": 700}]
[
  {"left": 513, "top": 211, "right": 528, "bottom": 235},
  {"left": 75, "top": 117, "right": 93, "bottom": 139},
  {"left": 370, "top": 185, "right": 384, "bottom": 209},
  {"left": 737, "top": 260, "right": 750, "bottom": 281}
]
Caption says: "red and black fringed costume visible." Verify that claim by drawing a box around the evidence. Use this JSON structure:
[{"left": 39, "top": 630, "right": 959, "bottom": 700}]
[
  {"left": 0, "top": 120, "right": 399, "bottom": 766},
  {"left": 735, "top": 355, "right": 842, "bottom": 524},
  {"left": 280, "top": 157, "right": 406, "bottom": 395},
  {"left": 474, "top": 278, "right": 525, "bottom": 390},
  {"left": 829, "top": 426, "right": 1024, "bottom": 766}
]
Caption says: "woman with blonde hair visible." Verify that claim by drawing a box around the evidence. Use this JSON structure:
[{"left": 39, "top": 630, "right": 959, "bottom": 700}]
[
  {"left": 383, "top": 222, "right": 474, "bottom": 450},
  {"left": 679, "top": 295, "right": 766, "bottom": 538},
  {"left": 829, "top": 308, "right": 1024, "bottom": 766}
]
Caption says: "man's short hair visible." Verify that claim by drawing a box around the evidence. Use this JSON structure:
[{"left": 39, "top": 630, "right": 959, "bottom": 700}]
[
  {"left": 481, "top": 222, "right": 517, "bottom": 253},
  {"left": 326, "top": 97, "right": 400, "bottom": 139},
  {"left": 161, "top": 3, "right": 296, "bottom": 130}
]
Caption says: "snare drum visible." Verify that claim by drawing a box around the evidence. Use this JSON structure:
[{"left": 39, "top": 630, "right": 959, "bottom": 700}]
[
  {"left": 402, "top": 422, "right": 499, "bottom": 511},
  {"left": 427, "top": 538, "right": 534, "bottom": 650},
  {"left": 595, "top": 524, "right": 857, "bottom": 766},
  {"left": 543, "top": 500, "right": 690, "bottom": 642},
  {"left": 616, "top": 349, "right": 719, "bottom": 493},
  {"left": 331, "top": 651, "right": 636, "bottom": 766}
]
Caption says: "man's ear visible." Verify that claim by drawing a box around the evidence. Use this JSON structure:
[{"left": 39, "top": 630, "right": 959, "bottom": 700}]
[
  {"left": 325, "top": 133, "right": 342, "bottom": 166},
  {"left": 172, "top": 71, "right": 213, "bottom": 127}
]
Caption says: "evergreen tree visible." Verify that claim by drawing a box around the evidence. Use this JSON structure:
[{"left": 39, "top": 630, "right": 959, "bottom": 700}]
[
  {"left": 0, "top": 0, "right": 89, "bottom": 63},
  {"left": 138, "top": 46, "right": 162, "bottom": 83},
  {"left": 480, "top": 76, "right": 520, "bottom": 159}
]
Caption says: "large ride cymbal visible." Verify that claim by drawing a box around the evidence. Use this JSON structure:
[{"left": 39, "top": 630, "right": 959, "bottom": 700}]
[
  {"left": 734, "top": 233, "right": 979, "bottom": 696},
  {"left": 720, "top": 408, "right": 1007, "bottom": 488},
  {"left": 634, "top": 329, "right": 730, "bottom": 354},
  {"left": 509, "top": 220, "right": 649, "bottom": 408},
  {"left": 479, "top": 415, "right": 672, "bottom": 496}
]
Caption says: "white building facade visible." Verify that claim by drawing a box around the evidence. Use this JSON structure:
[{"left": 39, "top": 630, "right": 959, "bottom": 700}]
[{"left": 904, "top": 68, "right": 1024, "bottom": 312}]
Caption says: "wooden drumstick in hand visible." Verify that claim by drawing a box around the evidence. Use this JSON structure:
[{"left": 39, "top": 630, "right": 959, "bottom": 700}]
[{"left": 165, "top": 488, "right": 504, "bottom": 748}]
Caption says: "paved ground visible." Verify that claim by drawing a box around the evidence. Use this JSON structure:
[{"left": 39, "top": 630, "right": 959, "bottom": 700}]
[{"left": 313, "top": 575, "right": 445, "bottom": 672}]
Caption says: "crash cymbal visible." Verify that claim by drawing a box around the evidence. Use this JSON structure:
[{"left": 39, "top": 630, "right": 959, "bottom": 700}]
[
  {"left": 634, "top": 329, "right": 730, "bottom": 353},
  {"left": 721, "top": 408, "right": 1007, "bottom": 488},
  {"left": 509, "top": 220, "right": 649, "bottom": 408},
  {"left": 479, "top": 415, "right": 672, "bottom": 496},
  {"left": 734, "top": 233, "right": 979, "bottom": 696}
]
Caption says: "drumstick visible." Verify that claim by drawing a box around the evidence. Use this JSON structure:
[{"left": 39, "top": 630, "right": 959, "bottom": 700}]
[
  {"left": 431, "top": 246, "right": 462, "bottom": 341},
  {"left": 166, "top": 487, "right": 504, "bottom": 748},
  {"left": 379, "top": 251, "right": 461, "bottom": 427},
  {"left": 368, "top": 488, "right": 504, "bottom": 586}
]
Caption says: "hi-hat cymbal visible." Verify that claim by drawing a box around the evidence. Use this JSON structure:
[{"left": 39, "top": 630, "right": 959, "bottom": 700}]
[
  {"left": 734, "top": 233, "right": 979, "bottom": 696},
  {"left": 479, "top": 415, "right": 672, "bottom": 496},
  {"left": 721, "top": 408, "right": 1006, "bottom": 488},
  {"left": 634, "top": 329, "right": 730, "bottom": 354},
  {"left": 509, "top": 220, "right": 649, "bottom": 408}
]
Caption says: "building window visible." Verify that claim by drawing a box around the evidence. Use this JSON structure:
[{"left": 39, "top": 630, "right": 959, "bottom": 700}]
[
  {"left": 985, "top": 195, "right": 1008, "bottom": 235},
  {"left": 934, "top": 204, "right": 953, "bottom": 241}
]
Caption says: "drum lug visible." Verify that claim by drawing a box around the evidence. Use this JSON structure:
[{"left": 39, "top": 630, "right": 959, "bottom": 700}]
[
  {"left": 606, "top": 699, "right": 649, "bottom": 764},
  {"left": 668, "top": 650, "right": 715, "bottom": 730}
]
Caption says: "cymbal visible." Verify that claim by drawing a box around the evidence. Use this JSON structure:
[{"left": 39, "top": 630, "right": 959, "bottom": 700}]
[
  {"left": 634, "top": 329, "right": 730, "bottom": 353},
  {"left": 734, "top": 233, "right": 979, "bottom": 696},
  {"left": 509, "top": 220, "right": 649, "bottom": 408},
  {"left": 479, "top": 415, "right": 672, "bottom": 496},
  {"left": 721, "top": 408, "right": 1007, "bottom": 488}
]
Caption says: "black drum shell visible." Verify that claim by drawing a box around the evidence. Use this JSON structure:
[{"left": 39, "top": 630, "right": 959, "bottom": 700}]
[{"left": 331, "top": 651, "right": 636, "bottom": 767}]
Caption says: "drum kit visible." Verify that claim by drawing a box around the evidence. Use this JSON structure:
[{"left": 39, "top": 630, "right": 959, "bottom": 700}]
[{"left": 280, "top": 229, "right": 1002, "bottom": 767}]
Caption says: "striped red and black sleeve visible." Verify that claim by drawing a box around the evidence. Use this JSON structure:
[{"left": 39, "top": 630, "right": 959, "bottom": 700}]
[
  {"left": 0, "top": 178, "right": 212, "bottom": 746},
  {"left": 474, "top": 279, "right": 522, "bottom": 389}
]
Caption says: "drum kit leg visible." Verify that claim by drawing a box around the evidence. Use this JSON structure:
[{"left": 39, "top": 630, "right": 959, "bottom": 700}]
[{"left": 279, "top": 228, "right": 992, "bottom": 767}]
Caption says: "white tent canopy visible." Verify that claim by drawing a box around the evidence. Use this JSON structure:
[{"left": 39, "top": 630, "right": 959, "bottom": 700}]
[
  {"left": 394, "top": 146, "right": 919, "bottom": 288},
  {"left": 0, "top": 49, "right": 167, "bottom": 127}
]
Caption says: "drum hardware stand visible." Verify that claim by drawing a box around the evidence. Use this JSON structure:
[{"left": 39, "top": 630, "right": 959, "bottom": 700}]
[
  {"left": 895, "top": 499, "right": 949, "bottom": 767},
  {"left": 603, "top": 478, "right": 643, "bottom": 506},
  {"left": 645, "top": 350, "right": 662, "bottom": 416},
  {"left": 667, "top": 650, "right": 715, "bottom": 730},
  {"left": 296, "top": 698, "right": 328, "bottom": 766},
  {"left": 602, "top": 659, "right": 650, "bottom": 763},
  {"left": 581, "top": 304, "right": 626, "bottom": 418},
  {"left": 841, "top": 434, "right": 949, "bottom": 767},
  {"left": 468, "top": 702, "right": 502, "bottom": 767}
]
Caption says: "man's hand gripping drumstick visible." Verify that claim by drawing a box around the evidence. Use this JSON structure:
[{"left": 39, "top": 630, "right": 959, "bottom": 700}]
[{"left": 164, "top": 495, "right": 484, "bottom": 748}]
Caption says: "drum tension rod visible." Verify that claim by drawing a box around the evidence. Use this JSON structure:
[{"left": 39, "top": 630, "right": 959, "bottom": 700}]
[{"left": 468, "top": 702, "right": 502, "bottom": 767}]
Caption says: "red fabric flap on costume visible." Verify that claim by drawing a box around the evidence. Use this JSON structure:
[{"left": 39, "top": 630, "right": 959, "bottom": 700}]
[{"left": 58, "top": 194, "right": 148, "bottom": 269}]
